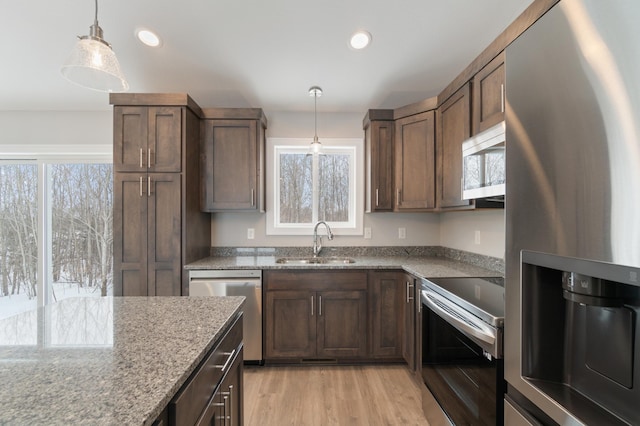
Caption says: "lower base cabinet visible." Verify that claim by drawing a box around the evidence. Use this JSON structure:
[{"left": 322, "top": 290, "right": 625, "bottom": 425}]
[
  {"left": 169, "top": 314, "right": 243, "bottom": 425},
  {"left": 264, "top": 270, "right": 368, "bottom": 361}
]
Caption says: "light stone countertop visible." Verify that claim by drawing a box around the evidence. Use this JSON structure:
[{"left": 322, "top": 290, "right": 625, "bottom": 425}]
[
  {"left": 185, "top": 255, "right": 502, "bottom": 279},
  {"left": 0, "top": 296, "right": 244, "bottom": 425}
]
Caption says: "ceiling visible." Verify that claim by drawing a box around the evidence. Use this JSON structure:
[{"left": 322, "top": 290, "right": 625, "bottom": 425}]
[{"left": 2, "top": 0, "right": 532, "bottom": 114}]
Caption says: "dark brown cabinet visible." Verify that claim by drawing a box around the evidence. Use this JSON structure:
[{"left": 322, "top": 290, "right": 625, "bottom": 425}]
[
  {"left": 264, "top": 270, "right": 368, "bottom": 361},
  {"left": 171, "top": 314, "right": 243, "bottom": 426},
  {"left": 113, "top": 106, "right": 182, "bottom": 173},
  {"left": 472, "top": 52, "right": 505, "bottom": 134},
  {"left": 436, "top": 83, "right": 474, "bottom": 210},
  {"left": 364, "top": 110, "right": 395, "bottom": 212},
  {"left": 111, "top": 94, "right": 210, "bottom": 297},
  {"left": 201, "top": 109, "right": 267, "bottom": 212},
  {"left": 394, "top": 110, "right": 436, "bottom": 211},
  {"left": 402, "top": 273, "right": 417, "bottom": 371},
  {"left": 369, "top": 271, "right": 404, "bottom": 359}
]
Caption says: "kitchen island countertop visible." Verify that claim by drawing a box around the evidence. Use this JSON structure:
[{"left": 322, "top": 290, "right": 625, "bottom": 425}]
[{"left": 0, "top": 296, "right": 244, "bottom": 425}]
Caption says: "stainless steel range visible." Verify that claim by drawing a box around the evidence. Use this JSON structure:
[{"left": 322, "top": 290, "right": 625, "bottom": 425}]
[{"left": 420, "top": 276, "right": 505, "bottom": 425}]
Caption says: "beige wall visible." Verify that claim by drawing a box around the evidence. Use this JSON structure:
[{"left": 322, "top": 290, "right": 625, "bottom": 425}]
[{"left": 0, "top": 110, "right": 505, "bottom": 258}]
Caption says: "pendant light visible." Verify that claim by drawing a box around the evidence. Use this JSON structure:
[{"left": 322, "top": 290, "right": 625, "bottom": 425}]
[
  {"left": 308, "top": 86, "right": 323, "bottom": 155},
  {"left": 61, "top": 0, "right": 129, "bottom": 92}
]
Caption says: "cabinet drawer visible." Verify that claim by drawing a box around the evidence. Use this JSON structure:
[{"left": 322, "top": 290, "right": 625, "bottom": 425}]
[
  {"left": 171, "top": 314, "right": 242, "bottom": 426},
  {"left": 265, "top": 270, "right": 368, "bottom": 291}
]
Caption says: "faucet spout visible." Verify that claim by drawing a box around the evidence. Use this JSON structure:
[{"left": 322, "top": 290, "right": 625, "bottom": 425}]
[{"left": 312, "top": 221, "right": 333, "bottom": 257}]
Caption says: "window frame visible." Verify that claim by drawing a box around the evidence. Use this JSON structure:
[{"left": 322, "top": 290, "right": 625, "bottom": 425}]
[{"left": 266, "top": 137, "right": 364, "bottom": 236}]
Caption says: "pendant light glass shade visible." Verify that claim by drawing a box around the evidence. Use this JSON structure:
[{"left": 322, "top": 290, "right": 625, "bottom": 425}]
[
  {"left": 307, "top": 86, "right": 323, "bottom": 156},
  {"left": 60, "top": 0, "right": 128, "bottom": 92}
]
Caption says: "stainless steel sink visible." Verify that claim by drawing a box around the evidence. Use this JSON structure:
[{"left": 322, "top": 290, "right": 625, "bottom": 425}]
[{"left": 275, "top": 256, "right": 355, "bottom": 265}]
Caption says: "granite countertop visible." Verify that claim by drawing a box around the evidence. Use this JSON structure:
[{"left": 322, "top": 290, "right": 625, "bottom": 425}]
[
  {"left": 186, "top": 253, "right": 502, "bottom": 279},
  {"left": 0, "top": 296, "right": 244, "bottom": 425}
]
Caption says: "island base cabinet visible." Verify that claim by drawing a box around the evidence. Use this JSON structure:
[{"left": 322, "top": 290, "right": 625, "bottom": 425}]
[{"left": 170, "top": 315, "right": 243, "bottom": 426}]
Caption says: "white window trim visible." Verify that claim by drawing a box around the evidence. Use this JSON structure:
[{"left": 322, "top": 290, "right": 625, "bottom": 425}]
[{"left": 266, "top": 137, "right": 364, "bottom": 236}]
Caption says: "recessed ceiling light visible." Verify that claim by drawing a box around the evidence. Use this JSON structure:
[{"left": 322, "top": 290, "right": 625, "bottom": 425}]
[
  {"left": 350, "top": 31, "right": 371, "bottom": 50},
  {"left": 136, "top": 29, "right": 161, "bottom": 47}
]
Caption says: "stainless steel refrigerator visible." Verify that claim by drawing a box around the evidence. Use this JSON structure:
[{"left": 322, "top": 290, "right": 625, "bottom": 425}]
[{"left": 505, "top": 0, "right": 640, "bottom": 424}]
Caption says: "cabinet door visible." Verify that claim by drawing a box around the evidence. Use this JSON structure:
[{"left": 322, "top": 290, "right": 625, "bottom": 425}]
[
  {"left": 436, "top": 83, "right": 474, "bottom": 209},
  {"left": 366, "top": 120, "right": 394, "bottom": 212},
  {"left": 394, "top": 111, "right": 436, "bottom": 211},
  {"left": 113, "top": 174, "right": 148, "bottom": 296},
  {"left": 265, "top": 290, "right": 316, "bottom": 358},
  {"left": 113, "top": 106, "right": 182, "bottom": 173},
  {"left": 202, "top": 119, "right": 258, "bottom": 211},
  {"left": 148, "top": 107, "right": 182, "bottom": 173},
  {"left": 147, "top": 173, "right": 182, "bottom": 296},
  {"left": 402, "top": 275, "right": 416, "bottom": 370},
  {"left": 317, "top": 290, "right": 368, "bottom": 358},
  {"left": 369, "top": 271, "right": 404, "bottom": 358},
  {"left": 114, "top": 106, "right": 148, "bottom": 173},
  {"left": 473, "top": 52, "right": 505, "bottom": 134}
]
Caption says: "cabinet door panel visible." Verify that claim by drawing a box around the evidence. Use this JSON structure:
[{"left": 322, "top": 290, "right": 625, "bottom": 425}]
[
  {"left": 265, "top": 290, "right": 316, "bottom": 358},
  {"left": 317, "top": 290, "right": 367, "bottom": 358},
  {"left": 395, "top": 111, "right": 436, "bottom": 210},
  {"left": 202, "top": 119, "right": 258, "bottom": 211},
  {"left": 147, "top": 174, "right": 182, "bottom": 296},
  {"left": 473, "top": 52, "right": 505, "bottom": 134},
  {"left": 403, "top": 275, "right": 417, "bottom": 370},
  {"left": 114, "top": 106, "right": 148, "bottom": 172},
  {"left": 149, "top": 107, "right": 182, "bottom": 173},
  {"left": 367, "top": 121, "right": 394, "bottom": 211},
  {"left": 370, "top": 272, "right": 403, "bottom": 358},
  {"left": 113, "top": 174, "right": 147, "bottom": 296},
  {"left": 437, "top": 83, "right": 473, "bottom": 209}
]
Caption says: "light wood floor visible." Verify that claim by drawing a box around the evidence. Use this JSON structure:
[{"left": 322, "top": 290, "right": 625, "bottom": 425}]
[{"left": 243, "top": 365, "right": 430, "bottom": 426}]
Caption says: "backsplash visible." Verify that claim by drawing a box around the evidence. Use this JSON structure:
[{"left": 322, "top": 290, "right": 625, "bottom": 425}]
[{"left": 209, "top": 246, "right": 504, "bottom": 274}]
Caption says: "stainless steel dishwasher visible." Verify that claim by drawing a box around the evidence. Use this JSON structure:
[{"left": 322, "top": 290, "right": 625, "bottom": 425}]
[{"left": 188, "top": 269, "right": 262, "bottom": 363}]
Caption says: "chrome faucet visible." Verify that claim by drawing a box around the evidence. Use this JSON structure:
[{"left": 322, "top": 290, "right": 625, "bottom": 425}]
[{"left": 312, "top": 221, "right": 333, "bottom": 257}]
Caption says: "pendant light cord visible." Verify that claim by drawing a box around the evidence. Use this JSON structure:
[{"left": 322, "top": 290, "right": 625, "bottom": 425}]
[
  {"left": 314, "top": 91, "right": 318, "bottom": 138},
  {"left": 94, "top": 0, "right": 99, "bottom": 26}
]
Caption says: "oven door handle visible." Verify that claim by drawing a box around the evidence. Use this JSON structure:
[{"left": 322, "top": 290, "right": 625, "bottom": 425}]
[{"left": 422, "top": 290, "right": 496, "bottom": 345}]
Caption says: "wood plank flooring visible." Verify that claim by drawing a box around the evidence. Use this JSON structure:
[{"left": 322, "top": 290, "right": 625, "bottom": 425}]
[{"left": 243, "top": 365, "right": 430, "bottom": 426}]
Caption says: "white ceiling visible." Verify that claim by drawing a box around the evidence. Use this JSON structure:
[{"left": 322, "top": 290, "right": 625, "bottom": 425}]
[{"left": 2, "top": 0, "right": 532, "bottom": 113}]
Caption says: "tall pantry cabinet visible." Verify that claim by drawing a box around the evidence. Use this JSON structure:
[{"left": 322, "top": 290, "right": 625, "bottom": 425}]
[{"left": 110, "top": 94, "right": 211, "bottom": 296}]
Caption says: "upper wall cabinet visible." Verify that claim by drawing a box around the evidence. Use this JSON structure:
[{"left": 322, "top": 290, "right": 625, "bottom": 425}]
[
  {"left": 436, "top": 83, "right": 474, "bottom": 210},
  {"left": 394, "top": 110, "right": 436, "bottom": 211},
  {"left": 113, "top": 106, "right": 182, "bottom": 173},
  {"left": 472, "top": 52, "right": 505, "bottom": 135},
  {"left": 200, "top": 109, "right": 267, "bottom": 212},
  {"left": 364, "top": 110, "right": 395, "bottom": 212}
]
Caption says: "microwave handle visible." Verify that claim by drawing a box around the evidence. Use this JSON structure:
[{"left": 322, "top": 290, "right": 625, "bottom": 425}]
[{"left": 422, "top": 290, "right": 496, "bottom": 345}]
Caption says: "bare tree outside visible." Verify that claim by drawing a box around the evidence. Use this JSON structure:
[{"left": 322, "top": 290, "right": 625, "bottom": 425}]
[
  {"left": 279, "top": 153, "right": 312, "bottom": 223},
  {"left": 318, "top": 154, "right": 350, "bottom": 222},
  {"left": 0, "top": 163, "right": 113, "bottom": 319}
]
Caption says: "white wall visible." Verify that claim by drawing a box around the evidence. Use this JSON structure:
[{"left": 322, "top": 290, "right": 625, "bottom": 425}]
[
  {"left": 0, "top": 110, "right": 505, "bottom": 258},
  {"left": 439, "top": 209, "right": 505, "bottom": 258}
]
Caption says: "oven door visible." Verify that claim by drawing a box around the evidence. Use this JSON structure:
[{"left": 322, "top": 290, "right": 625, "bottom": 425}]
[{"left": 421, "top": 291, "right": 504, "bottom": 426}]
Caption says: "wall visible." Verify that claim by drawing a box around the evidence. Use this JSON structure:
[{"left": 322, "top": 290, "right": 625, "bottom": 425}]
[{"left": 0, "top": 110, "right": 505, "bottom": 258}]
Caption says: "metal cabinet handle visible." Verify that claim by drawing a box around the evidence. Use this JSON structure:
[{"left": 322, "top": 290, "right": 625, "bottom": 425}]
[
  {"left": 376, "top": 188, "right": 379, "bottom": 207},
  {"left": 406, "top": 281, "right": 414, "bottom": 303},
  {"left": 251, "top": 188, "right": 255, "bottom": 206},
  {"left": 215, "top": 349, "right": 236, "bottom": 372},
  {"left": 228, "top": 384, "right": 234, "bottom": 425},
  {"left": 222, "top": 395, "right": 228, "bottom": 426},
  {"left": 147, "top": 176, "right": 151, "bottom": 197},
  {"left": 139, "top": 176, "right": 143, "bottom": 197},
  {"left": 319, "top": 295, "right": 322, "bottom": 316},
  {"left": 501, "top": 84, "right": 505, "bottom": 113},
  {"left": 139, "top": 148, "right": 143, "bottom": 168},
  {"left": 311, "top": 296, "right": 314, "bottom": 316},
  {"left": 147, "top": 148, "right": 152, "bottom": 169}
]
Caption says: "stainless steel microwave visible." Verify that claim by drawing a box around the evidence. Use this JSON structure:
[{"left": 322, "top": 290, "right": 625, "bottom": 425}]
[{"left": 462, "top": 121, "right": 505, "bottom": 200}]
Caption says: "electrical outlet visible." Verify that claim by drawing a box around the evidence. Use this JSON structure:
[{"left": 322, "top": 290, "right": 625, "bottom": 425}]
[
  {"left": 364, "top": 227, "right": 372, "bottom": 239},
  {"left": 474, "top": 230, "right": 481, "bottom": 245},
  {"left": 247, "top": 228, "right": 255, "bottom": 239},
  {"left": 398, "top": 227, "right": 406, "bottom": 239}
]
